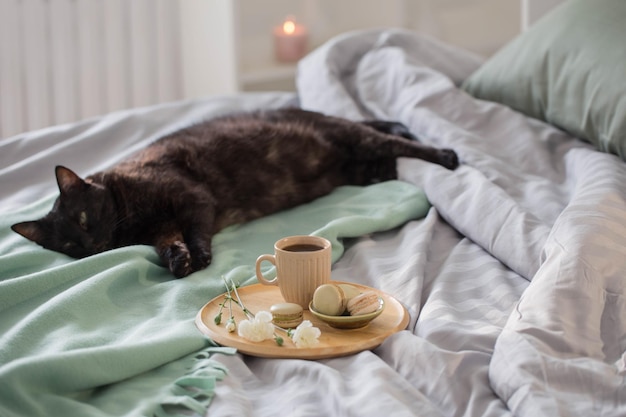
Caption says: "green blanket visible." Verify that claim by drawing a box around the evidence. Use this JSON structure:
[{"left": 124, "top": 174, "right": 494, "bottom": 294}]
[{"left": 0, "top": 181, "right": 429, "bottom": 417}]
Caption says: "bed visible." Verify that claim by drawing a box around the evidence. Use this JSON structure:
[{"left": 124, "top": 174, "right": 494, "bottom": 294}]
[{"left": 2, "top": 1, "right": 626, "bottom": 416}]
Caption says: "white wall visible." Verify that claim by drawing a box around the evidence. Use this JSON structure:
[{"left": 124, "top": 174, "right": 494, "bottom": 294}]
[
  {"left": 521, "top": 0, "right": 564, "bottom": 30},
  {"left": 408, "top": 0, "right": 521, "bottom": 57},
  {"left": 237, "top": 0, "right": 521, "bottom": 67},
  {"left": 233, "top": 0, "right": 523, "bottom": 92}
]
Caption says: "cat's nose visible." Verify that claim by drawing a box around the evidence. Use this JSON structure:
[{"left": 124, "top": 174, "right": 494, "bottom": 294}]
[
  {"left": 81, "top": 236, "right": 101, "bottom": 253},
  {"left": 93, "top": 242, "right": 107, "bottom": 252}
]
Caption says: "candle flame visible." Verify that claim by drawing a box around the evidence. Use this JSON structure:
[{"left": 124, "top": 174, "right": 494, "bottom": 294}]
[{"left": 283, "top": 19, "right": 296, "bottom": 35}]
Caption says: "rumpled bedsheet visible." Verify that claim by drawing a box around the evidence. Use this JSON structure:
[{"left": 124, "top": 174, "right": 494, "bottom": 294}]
[{"left": 293, "top": 28, "right": 626, "bottom": 416}]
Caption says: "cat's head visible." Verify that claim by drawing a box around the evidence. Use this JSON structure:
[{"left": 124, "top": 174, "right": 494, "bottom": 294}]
[{"left": 11, "top": 166, "right": 117, "bottom": 258}]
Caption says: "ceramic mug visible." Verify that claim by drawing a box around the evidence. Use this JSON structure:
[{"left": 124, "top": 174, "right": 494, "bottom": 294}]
[{"left": 255, "top": 235, "right": 331, "bottom": 309}]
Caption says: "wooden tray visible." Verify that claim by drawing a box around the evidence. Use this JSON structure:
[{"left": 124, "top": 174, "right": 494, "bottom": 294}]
[{"left": 195, "top": 281, "right": 409, "bottom": 359}]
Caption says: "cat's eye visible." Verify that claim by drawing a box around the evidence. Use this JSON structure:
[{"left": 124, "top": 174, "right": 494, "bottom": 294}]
[{"left": 78, "top": 211, "right": 88, "bottom": 230}]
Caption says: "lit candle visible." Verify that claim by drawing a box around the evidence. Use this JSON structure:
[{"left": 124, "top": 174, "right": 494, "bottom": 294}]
[{"left": 273, "top": 16, "right": 309, "bottom": 63}]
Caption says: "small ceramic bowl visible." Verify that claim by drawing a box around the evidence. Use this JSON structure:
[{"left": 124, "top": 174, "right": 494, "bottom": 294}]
[{"left": 309, "top": 297, "right": 384, "bottom": 329}]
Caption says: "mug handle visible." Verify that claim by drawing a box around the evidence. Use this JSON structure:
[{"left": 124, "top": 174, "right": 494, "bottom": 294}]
[{"left": 255, "top": 254, "right": 278, "bottom": 286}]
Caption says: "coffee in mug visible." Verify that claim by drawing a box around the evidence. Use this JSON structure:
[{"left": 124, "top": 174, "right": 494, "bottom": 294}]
[{"left": 255, "top": 235, "right": 331, "bottom": 309}]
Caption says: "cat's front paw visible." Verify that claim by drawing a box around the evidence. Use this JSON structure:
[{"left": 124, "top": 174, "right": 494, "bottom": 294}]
[
  {"left": 166, "top": 241, "right": 194, "bottom": 278},
  {"left": 438, "top": 149, "right": 459, "bottom": 170},
  {"left": 190, "top": 245, "right": 212, "bottom": 272}
]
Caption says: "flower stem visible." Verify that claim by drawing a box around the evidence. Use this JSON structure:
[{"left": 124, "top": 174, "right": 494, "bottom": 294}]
[
  {"left": 215, "top": 276, "right": 239, "bottom": 328},
  {"left": 229, "top": 279, "right": 255, "bottom": 319},
  {"left": 226, "top": 277, "right": 292, "bottom": 346}
]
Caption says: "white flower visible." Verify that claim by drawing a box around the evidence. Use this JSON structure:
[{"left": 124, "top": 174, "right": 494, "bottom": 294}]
[
  {"left": 290, "top": 320, "right": 321, "bottom": 348},
  {"left": 237, "top": 311, "right": 274, "bottom": 342},
  {"left": 225, "top": 318, "right": 236, "bottom": 333}
]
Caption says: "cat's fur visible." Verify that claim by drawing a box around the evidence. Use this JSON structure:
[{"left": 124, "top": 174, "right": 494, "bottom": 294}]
[{"left": 12, "top": 108, "right": 458, "bottom": 277}]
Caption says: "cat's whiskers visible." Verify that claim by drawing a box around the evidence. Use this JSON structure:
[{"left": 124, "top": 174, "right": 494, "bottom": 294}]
[{"left": 111, "top": 214, "right": 130, "bottom": 231}]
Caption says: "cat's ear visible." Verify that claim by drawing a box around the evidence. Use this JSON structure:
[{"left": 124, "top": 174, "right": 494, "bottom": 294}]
[
  {"left": 55, "top": 166, "right": 86, "bottom": 196},
  {"left": 11, "top": 221, "right": 45, "bottom": 244}
]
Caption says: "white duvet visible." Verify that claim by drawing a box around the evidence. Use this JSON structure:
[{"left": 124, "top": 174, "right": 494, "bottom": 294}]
[{"left": 208, "top": 30, "right": 626, "bottom": 416}]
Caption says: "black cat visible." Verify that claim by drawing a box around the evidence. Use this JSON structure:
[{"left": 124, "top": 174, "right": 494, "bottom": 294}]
[{"left": 12, "top": 108, "right": 458, "bottom": 277}]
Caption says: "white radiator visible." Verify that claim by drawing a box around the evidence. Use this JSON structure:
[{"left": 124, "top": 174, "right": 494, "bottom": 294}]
[{"left": 0, "top": 0, "right": 184, "bottom": 139}]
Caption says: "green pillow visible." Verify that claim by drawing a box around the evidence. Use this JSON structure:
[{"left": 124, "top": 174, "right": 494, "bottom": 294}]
[{"left": 462, "top": 0, "right": 626, "bottom": 161}]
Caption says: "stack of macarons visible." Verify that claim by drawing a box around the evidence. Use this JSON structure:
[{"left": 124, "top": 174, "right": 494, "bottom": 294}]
[{"left": 312, "top": 283, "right": 380, "bottom": 316}]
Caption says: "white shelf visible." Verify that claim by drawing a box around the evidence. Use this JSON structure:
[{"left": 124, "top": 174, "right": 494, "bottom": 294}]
[{"left": 240, "top": 63, "right": 297, "bottom": 86}]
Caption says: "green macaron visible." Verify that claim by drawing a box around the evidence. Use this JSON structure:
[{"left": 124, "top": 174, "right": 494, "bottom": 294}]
[{"left": 270, "top": 302, "right": 304, "bottom": 328}]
